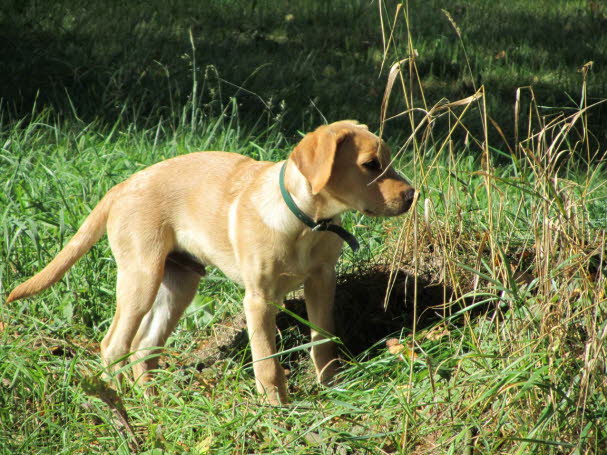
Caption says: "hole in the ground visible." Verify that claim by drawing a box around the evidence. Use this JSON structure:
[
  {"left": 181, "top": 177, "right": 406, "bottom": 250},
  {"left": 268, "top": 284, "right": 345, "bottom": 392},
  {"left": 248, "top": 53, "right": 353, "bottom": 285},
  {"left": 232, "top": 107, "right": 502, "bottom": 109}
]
[
  {"left": 281, "top": 267, "right": 452, "bottom": 357},
  {"left": 192, "top": 266, "right": 453, "bottom": 369}
]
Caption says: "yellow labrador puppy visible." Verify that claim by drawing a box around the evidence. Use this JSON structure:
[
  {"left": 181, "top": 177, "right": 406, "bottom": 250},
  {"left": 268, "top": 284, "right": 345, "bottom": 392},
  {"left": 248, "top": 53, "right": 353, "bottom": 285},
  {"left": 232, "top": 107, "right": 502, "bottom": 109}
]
[{"left": 7, "top": 120, "right": 415, "bottom": 404}]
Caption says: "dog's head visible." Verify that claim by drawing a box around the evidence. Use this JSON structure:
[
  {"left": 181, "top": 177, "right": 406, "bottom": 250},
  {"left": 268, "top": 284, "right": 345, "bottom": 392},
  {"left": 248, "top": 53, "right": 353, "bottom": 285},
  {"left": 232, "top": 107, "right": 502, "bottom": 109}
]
[{"left": 290, "top": 120, "right": 415, "bottom": 217}]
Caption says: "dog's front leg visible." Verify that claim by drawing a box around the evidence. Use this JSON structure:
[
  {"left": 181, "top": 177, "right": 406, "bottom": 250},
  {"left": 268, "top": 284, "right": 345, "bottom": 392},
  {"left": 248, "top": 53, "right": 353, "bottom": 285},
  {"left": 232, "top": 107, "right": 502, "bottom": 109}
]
[
  {"left": 304, "top": 266, "right": 338, "bottom": 386},
  {"left": 244, "top": 291, "right": 288, "bottom": 405}
]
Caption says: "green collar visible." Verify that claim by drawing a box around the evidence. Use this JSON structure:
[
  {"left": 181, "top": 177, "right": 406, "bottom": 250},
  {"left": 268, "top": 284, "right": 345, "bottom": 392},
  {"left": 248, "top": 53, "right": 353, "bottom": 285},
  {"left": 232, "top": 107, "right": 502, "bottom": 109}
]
[{"left": 279, "top": 162, "right": 359, "bottom": 252}]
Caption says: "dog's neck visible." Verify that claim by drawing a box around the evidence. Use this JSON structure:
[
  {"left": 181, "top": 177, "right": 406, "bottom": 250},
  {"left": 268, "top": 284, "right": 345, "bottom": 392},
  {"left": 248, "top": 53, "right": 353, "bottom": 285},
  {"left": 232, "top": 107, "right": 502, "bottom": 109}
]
[
  {"left": 250, "top": 160, "right": 349, "bottom": 236},
  {"left": 283, "top": 160, "right": 348, "bottom": 222}
]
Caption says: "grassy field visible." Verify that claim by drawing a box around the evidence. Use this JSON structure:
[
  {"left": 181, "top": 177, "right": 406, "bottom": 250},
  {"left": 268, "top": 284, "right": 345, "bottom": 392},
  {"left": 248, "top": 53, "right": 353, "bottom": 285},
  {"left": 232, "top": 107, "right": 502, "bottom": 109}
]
[
  {"left": 2, "top": 0, "right": 607, "bottom": 454},
  {"left": 2, "top": 0, "right": 607, "bottom": 144}
]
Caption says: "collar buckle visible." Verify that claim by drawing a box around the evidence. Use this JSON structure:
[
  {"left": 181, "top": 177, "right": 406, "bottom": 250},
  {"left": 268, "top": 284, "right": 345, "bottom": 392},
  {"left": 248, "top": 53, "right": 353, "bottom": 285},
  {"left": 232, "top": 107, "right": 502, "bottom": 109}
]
[{"left": 312, "top": 219, "right": 332, "bottom": 232}]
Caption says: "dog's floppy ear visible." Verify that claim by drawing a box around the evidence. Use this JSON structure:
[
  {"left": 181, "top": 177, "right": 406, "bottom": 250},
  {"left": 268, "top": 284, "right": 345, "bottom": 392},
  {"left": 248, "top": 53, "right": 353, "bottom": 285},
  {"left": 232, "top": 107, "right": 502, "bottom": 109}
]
[{"left": 290, "top": 126, "right": 349, "bottom": 195}]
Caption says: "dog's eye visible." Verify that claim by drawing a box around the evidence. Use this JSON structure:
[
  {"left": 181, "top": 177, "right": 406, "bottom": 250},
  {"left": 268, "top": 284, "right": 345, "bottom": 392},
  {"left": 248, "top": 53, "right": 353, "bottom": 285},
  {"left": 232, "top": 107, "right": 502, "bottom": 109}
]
[{"left": 363, "top": 159, "right": 381, "bottom": 171}]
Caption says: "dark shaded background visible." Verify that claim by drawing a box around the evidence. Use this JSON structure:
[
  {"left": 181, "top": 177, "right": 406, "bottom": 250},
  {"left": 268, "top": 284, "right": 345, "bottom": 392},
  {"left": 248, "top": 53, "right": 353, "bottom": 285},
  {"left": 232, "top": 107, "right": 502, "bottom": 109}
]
[{"left": 1, "top": 0, "right": 606, "bottom": 148}]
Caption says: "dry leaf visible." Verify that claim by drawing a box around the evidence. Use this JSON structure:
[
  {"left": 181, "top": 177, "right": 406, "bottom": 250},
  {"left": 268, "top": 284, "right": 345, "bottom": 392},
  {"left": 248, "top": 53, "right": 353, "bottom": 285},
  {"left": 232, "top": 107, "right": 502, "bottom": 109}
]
[
  {"left": 425, "top": 325, "right": 449, "bottom": 341},
  {"left": 195, "top": 436, "right": 213, "bottom": 454},
  {"left": 386, "top": 338, "right": 400, "bottom": 348},
  {"left": 386, "top": 339, "right": 417, "bottom": 360},
  {"left": 388, "top": 344, "right": 405, "bottom": 355}
]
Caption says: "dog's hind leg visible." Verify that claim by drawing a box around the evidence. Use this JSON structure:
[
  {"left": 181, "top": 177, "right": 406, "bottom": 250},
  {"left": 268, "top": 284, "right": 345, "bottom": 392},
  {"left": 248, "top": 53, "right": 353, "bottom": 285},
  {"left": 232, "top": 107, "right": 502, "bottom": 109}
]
[
  {"left": 99, "top": 221, "right": 172, "bottom": 379},
  {"left": 130, "top": 258, "right": 202, "bottom": 387},
  {"left": 100, "top": 262, "right": 165, "bottom": 378}
]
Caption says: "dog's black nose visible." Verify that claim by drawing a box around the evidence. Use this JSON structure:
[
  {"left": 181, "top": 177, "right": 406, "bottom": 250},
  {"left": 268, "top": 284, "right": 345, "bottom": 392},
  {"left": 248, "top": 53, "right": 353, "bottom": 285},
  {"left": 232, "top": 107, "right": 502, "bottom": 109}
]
[{"left": 402, "top": 187, "right": 415, "bottom": 212}]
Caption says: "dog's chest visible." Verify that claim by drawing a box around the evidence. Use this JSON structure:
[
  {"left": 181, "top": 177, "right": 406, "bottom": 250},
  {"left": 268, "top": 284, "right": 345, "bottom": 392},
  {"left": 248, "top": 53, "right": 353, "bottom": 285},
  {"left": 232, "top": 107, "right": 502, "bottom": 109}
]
[{"left": 273, "top": 232, "right": 339, "bottom": 285}]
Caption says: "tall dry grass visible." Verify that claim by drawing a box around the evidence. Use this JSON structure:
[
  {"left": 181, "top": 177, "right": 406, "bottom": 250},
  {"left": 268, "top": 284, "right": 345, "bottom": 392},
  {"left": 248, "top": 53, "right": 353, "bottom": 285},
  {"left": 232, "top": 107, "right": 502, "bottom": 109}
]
[{"left": 377, "top": 3, "right": 606, "bottom": 451}]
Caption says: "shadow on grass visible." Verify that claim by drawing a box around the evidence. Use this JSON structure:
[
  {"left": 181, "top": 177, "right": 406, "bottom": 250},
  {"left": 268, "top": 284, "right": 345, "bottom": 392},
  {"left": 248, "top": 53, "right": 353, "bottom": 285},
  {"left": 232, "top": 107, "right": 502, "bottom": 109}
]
[
  {"left": 2, "top": 0, "right": 606, "bottom": 147},
  {"left": 0, "top": 0, "right": 377, "bottom": 131}
]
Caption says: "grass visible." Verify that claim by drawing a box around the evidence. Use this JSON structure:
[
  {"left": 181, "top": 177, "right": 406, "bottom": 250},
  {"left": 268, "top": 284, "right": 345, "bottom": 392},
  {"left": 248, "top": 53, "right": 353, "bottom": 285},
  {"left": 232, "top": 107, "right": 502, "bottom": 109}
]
[
  {"left": 2, "top": 104, "right": 606, "bottom": 453},
  {"left": 1, "top": 1, "right": 607, "bottom": 454}
]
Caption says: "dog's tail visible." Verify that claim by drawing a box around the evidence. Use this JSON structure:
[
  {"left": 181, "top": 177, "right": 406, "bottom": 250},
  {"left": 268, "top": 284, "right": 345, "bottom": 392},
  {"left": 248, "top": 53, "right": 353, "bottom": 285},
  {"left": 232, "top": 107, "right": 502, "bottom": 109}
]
[{"left": 6, "top": 185, "right": 121, "bottom": 303}]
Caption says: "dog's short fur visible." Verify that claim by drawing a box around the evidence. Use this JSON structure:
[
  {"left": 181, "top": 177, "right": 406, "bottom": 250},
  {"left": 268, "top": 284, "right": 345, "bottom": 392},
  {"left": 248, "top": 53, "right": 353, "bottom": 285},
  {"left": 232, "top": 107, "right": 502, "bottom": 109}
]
[{"left": 7, "top": 120, "right": 415, "bottom": 404}]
